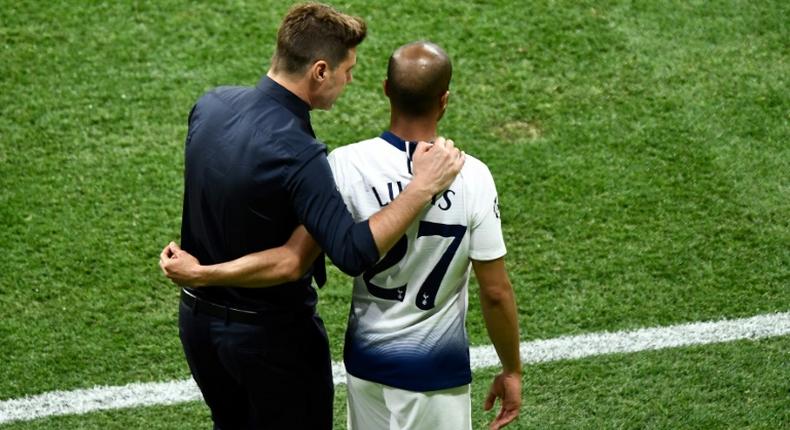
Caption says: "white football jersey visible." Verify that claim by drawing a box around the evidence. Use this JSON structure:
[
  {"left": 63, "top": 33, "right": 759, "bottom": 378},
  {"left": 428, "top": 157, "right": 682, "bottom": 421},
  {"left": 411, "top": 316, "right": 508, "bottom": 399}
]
[{"left": 328, "top": 131, "right": 506, "bottom": 391}]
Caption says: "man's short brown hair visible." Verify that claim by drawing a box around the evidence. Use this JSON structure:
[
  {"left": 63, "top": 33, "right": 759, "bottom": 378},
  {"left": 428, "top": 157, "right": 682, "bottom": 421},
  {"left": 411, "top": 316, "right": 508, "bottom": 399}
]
[{"left": 272, "top": 3, "right": 367, "bottom": 75}]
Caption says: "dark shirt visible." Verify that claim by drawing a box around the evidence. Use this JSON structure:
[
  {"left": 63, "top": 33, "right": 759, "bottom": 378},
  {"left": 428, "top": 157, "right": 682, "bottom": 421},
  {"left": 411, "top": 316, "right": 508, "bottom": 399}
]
[{"left": 180, "top": 76, "right": 379, "bottom": 312}]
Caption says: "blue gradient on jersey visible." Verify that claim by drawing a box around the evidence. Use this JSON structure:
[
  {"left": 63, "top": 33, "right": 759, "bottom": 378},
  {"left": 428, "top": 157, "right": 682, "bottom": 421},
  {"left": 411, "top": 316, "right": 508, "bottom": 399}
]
[{"left": 343, "top": 309, "right": 472, "bottom": 391}]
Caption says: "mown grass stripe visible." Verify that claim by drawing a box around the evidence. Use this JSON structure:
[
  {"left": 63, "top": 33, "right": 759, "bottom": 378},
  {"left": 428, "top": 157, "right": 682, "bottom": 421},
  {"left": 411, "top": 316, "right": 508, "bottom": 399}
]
[{"left": 2, "top": 312, "right": 787, "bottom": 424}]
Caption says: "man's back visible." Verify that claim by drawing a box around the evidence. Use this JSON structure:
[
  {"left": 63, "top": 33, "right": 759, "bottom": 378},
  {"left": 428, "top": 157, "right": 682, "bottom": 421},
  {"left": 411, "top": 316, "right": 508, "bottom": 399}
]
[
  {"left": 329, "top": 131, "right": 506, "bottom": 392},
  {"left": 181, "top": 78, "right": 325, "bottom": 309}
]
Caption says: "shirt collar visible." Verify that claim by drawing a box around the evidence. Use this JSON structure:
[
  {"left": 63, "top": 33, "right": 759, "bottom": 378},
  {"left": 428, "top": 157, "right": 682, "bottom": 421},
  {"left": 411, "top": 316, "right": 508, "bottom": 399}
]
[
  {"left": 380, "top": 131, "right": 418, "bottom": 155},
  {"left": 257, "top": 75, "right": 314, "bottom": 135},
  {"left": 380, "top": 131, "right": 419, "bottom": 174}
]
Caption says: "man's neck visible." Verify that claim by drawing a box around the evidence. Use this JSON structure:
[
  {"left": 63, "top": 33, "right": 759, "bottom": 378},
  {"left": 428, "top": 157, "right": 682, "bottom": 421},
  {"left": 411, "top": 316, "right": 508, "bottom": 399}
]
[
  {"left": 389, "top": 114, "right": 438, "bottom": 143},
  {"left": 267, "top": 69, "right": 313, "bottom": 109}
]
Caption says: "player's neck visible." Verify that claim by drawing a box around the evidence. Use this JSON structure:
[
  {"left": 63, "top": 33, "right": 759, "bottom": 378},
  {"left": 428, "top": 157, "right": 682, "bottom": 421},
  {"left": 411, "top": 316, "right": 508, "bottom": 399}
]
[
  {"left": 389, "top": 115, "right": 438, "bottom": 143},
  {"left": 267, "top": 69, "right": 313, "bottom": 109}
]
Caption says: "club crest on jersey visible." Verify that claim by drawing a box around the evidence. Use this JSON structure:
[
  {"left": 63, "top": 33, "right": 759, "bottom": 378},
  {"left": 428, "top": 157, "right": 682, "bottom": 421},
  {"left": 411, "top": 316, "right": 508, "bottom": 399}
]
[{"left": 371, "top": 181, "right": 454, "bottom": 211}]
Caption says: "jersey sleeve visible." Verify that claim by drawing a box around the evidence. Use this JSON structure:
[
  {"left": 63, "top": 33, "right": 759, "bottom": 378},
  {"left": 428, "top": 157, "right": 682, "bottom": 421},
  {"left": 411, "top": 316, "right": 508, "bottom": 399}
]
[
  {"left": 286, "top": 144, "right": 379, "bottom": 276},
  {"left": 326, "top": 149, "right": 348, "bottom": 204},
  {"left": 468, "top": 162, "right": 507, "bottom": 261}
]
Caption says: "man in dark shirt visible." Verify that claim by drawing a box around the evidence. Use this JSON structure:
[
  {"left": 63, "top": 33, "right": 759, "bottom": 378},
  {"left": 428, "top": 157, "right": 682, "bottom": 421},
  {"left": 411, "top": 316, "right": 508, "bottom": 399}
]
[{"left": 160, "top": 3, "right": 463, "bottom": 430}]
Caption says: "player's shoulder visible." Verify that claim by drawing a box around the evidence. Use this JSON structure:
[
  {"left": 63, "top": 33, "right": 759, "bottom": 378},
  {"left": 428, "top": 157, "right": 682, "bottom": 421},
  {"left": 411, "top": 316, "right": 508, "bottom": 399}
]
[
  {"left": 198, "top": 85, "right": 249, "bottom": 106},
  {"left": 459, "top": 152, "right": 494, "bottom": 178},
  {"left": 329, "top": 136, "right": 387, "bottom": 160}
]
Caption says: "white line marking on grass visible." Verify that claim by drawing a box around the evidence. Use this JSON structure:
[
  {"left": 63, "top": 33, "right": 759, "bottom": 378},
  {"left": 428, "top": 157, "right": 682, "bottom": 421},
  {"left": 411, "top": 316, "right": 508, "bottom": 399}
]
[
  {"left": 1, "top": 312, "right": 788, "bottom": 424},
  {"left": 0, "top": 379, "right": 202, "bottom": 425}
]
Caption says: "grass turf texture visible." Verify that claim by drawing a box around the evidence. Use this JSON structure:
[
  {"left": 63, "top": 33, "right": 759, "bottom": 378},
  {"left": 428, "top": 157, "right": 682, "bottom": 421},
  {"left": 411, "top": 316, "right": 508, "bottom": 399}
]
[
  {"left": 1, "top": 0, "right": 788, "bottom": 428},
  {"left": 2, "top": 337, "right": 787, "bottom": 429}
]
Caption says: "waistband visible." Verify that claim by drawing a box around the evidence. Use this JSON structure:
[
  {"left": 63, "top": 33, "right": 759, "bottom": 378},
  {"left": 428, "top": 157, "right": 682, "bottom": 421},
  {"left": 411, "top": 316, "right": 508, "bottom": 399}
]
[{"left": 180, "top": 288, "right": 313, "bottom": 325}]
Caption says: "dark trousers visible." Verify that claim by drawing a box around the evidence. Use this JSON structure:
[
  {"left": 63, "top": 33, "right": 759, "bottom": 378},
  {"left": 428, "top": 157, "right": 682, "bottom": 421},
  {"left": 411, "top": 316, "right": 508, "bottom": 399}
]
[{"left": 178, "top": 300, "right": 334, "bottom": 429}]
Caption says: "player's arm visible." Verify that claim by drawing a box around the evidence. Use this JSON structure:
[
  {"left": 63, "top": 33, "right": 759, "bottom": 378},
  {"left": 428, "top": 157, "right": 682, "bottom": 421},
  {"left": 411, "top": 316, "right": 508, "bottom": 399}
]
[
  {"left": 291, "top": 137, "right": 464, "bottom": 276},
  {"left": 160, "top": 138, "right": 463, "bottom": 286},
  {"left": 367, "top": 138, "right": 464, "bottom": 254},
  {"left": 472, "top": 257, "right": 522, "bottom": 430},
  {"left": 159, "top": 225, "right": 321, "bottom": 288}
]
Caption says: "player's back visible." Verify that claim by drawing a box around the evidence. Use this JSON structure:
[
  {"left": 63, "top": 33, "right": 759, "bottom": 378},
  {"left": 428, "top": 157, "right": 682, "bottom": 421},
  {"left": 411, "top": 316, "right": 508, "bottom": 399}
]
[{"left": 328, "top": 132, "right": 505, "bottom": 392}]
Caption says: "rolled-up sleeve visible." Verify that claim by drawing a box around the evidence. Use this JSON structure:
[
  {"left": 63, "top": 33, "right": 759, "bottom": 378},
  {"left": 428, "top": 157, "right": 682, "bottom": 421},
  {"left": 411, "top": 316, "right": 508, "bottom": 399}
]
[{"left": 287, "top": 148, "right": 379, "bottom": 276}]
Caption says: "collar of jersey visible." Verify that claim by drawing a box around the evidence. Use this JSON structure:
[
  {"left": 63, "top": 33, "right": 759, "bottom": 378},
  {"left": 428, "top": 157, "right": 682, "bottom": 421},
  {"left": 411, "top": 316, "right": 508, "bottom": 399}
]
[
  {"left": 257, "top": 75, "right": 316, "bottom": 138},
  {"left": 380, "top": 131, "right": 418, "bottom": 155}
]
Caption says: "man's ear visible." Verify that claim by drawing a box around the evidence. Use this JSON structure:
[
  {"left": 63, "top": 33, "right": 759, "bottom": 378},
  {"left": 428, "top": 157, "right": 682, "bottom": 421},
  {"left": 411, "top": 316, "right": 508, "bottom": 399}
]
[
  {"left": 383, "top": 79, "right": 390, "bottom": 97},
  {"left": 312, "top": 60, "right": 329, "bottom": 82},
  {"left": 437, "top": 90, "right": 450, "bottom": 121}
]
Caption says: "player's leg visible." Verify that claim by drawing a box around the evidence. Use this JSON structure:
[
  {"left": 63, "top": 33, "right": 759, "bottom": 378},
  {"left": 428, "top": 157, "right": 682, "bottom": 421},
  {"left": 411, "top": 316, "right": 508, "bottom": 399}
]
[
  {"left": 346, "top": 373, "right": 389, "bottom": 430},
  {"left": 221, "top": 312, "right": 334, "bottom": 429},
  {"left": 178, "top": 301, "right": 249, "bottom": 429},
  {"left": 298, "top": 313, "right": 335, "bottom": 428},
  {"left": 383, "top": 383, "right": 472, "bottom": 430}
]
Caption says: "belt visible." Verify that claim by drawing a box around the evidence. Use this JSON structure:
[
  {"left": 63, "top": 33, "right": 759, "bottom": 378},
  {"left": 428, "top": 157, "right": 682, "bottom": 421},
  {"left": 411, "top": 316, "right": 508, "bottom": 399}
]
[{"left": 180, "top": 288, "right": 281, "bottom": 325}]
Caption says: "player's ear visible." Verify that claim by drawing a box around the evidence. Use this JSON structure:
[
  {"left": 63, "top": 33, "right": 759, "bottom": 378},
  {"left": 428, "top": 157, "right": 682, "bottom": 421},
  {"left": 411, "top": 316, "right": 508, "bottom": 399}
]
[
  {"left": 383, "top": 79, "right": 390, "bottom": 97},
  {"left": 440, "top": 90, "right": 450, "bottom": 110},
  {"left": 312, "top": 60, "right": 328, "bottom": 82},
  {"left": 436, "top": 90, "right": 450, "bottom": 122}
]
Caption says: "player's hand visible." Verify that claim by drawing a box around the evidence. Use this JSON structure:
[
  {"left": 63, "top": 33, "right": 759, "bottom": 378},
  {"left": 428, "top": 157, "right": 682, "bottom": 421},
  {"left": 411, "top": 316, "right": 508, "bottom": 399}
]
[
  {"left": 484, "top": 371, "right": 521, "bottom": 429},
  {"left": 411, "top": 136, "right": 464, "bottom": 196},
  {"left": 159, "top": 241, "right": 205, "bottom": 287}
]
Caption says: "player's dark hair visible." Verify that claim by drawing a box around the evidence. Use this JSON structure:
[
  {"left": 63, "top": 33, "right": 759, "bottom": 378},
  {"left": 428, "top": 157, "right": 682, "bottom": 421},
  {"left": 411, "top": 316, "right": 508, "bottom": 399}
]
[
  {"left": 386, "top": 41, "right": 452, "bottom": 117},
  {"left": 272, "top": 3, "right": 367, "bottom": 75}
]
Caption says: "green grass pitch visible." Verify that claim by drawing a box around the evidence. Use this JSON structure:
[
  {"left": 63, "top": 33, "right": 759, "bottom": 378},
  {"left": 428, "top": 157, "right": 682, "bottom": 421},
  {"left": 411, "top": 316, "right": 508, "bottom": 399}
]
[{"left": 1, "top": 0, "right": 788, "bottom": 428}]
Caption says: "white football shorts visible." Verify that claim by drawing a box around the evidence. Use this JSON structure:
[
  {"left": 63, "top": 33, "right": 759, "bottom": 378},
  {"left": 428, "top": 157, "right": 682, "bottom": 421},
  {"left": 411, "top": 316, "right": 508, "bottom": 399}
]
[{"left": 346, "top": 373, "right": 472, "bottom": 430}]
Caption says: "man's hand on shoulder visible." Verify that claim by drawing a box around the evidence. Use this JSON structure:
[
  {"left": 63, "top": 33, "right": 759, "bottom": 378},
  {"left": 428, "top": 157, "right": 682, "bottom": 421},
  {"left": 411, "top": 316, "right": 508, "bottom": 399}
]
[
  {"left": 159, "top": 242, "right": 206, "bottom": 287},
  {"left": 411, "top": 136, "right": 465, "bottom": 197}
]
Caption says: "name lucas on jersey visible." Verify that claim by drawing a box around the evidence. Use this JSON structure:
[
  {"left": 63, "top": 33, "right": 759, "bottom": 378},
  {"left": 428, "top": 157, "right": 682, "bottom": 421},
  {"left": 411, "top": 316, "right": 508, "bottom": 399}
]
[{"left": 371, "top": 181, "right": 454, "bottom": 211}]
